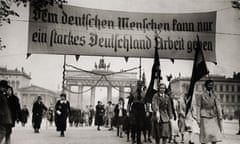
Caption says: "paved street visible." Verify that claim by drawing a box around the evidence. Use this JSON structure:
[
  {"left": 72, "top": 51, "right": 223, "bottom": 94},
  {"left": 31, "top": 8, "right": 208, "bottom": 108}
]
[{"left": 7, "top": 120, "right": 240, "bottom": 144}]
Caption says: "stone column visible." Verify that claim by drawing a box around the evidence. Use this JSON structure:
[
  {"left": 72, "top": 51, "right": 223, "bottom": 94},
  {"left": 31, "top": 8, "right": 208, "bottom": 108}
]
[
  {"left": 91, "top": 87, "right": 96, "bottom": 106},
  {"left": 67, "top": 85, "right": 71, "bottom": 102},
  {"left": 107, "top": 86, "right": 112, "bottom": 102},
  {"left": 78, "top": 85, "right": 83, "bottom": 109},
  {"left": 119, "top": 86, "right": 124, "bottom": 99}
]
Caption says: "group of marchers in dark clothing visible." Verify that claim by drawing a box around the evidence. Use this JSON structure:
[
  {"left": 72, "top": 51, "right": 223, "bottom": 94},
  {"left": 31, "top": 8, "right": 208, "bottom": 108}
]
[
  {"left": 93, "top": 81, "right": 155, "bottom": 144},
  {"left": 32, "top": 93, "right": 70, "bottom": 137}
]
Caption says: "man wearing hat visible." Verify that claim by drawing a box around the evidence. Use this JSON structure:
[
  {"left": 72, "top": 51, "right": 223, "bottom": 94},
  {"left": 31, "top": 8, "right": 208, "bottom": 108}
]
[{"left": 0, "top": 80, "right": 12, "bottom": 143}]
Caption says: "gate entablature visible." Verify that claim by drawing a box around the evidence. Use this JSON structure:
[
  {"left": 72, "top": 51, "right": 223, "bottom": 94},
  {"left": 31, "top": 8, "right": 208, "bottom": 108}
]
[{"left": 65, "top": 58, "right": 138, "bottom": 109}]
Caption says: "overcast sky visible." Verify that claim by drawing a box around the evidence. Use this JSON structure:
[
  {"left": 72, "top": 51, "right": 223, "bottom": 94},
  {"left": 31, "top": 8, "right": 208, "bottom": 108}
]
[{"left": 0, "top": 0, "right": 240, "bottom": 92}]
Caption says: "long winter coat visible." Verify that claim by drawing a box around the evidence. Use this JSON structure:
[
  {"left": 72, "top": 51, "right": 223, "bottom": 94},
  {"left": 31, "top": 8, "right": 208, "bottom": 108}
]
[
  {"left": 55, "top": 100, "right": 70, "bottom": 131},
  {"left": 32, "top": 101, "right": 47, "bottom": 129},
  {"left": 95, "top": 104, "right": 105, "bottom": 126},
  {"left": 7, "top": 94, "right": 22, "bottom": 127}
]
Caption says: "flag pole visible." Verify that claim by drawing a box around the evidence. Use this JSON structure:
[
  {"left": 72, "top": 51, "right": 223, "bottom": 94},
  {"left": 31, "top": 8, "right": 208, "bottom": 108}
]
[
  {"left": 185, "top": 35, "right": 209, "bottom": 115},
  {"left": 139, "top": 57, "right": 142, "bottom": 80},
  {"left": 144, "top": 34, "right": 162, "bottom": 103},
  {"left": 62, "top": 55, "right": 66, "bottom": 93}
]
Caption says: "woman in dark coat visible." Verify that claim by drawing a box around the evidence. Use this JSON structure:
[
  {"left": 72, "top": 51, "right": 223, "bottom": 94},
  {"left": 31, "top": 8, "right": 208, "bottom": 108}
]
[
  {"left": 95, "top": 101, "right": 105, "bottom": 130},
  {"left": 55, "top": 93, "right": 70, "bottom": 137},
  {"left": 32, "top": 96, "right": 47, "bottom": 133}
]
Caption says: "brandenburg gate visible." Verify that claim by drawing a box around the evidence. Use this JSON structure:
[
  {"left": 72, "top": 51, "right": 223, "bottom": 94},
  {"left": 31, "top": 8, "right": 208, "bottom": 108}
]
[{"left": 65, "top": 58, "right": 138, "bottom": 109}]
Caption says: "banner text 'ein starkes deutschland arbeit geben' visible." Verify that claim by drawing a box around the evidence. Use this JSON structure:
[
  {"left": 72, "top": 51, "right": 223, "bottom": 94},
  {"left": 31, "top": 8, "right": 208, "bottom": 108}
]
[{"left": 28, "top": 4, "right": 216, "bottom": 63}]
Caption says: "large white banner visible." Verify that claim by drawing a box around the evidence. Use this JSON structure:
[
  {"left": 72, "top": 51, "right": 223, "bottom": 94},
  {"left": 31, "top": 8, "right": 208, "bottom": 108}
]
[{"left": 28, "top": 4, "right": 216, "bottom": 63}]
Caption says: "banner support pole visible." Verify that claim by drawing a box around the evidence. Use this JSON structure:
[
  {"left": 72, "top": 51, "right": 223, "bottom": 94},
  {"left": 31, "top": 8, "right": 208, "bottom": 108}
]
[{"left": 62, "top": 55, "right": 66, "bottom": 93}]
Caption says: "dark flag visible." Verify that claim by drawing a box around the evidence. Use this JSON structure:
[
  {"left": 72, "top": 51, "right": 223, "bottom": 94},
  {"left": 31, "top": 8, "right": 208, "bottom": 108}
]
[
  {"left": 185, "top": 35, "right": 209, "bottom": 115},
  {"left": 145, "top": 36, "right": 162, "bottom": 103}
]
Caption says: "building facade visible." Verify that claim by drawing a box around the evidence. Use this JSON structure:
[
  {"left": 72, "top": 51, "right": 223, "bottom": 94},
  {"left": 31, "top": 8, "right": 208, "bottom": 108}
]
[
  {"left": 0, "top": 66, "right": 57, "bottom": 112},
  {"left": 18, "top": 85, "right": 57, "bottom": 111},
  {"left": 0, "top": 67, "right": 31, "bottom": 91},
  {"left": 170, "top": 73, "right": 240, "bottom": 118}
]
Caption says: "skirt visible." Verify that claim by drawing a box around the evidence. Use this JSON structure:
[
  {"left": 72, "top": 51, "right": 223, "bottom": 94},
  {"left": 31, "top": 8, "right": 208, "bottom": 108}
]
[
  {"left": 200, "top": 117, "right": 222, "bottom": 143},
  {"left": 152, "top": 121, "right": 170, "bottom": 138}
]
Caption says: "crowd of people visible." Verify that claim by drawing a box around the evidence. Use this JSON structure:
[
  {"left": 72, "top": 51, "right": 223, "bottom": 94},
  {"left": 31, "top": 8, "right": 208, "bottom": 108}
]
[
  {"left": 0, "top": 79, "right": 226, "bottom": 144},
  {"left": 84, "top": 80, "right": 224, "bottom": 144}
]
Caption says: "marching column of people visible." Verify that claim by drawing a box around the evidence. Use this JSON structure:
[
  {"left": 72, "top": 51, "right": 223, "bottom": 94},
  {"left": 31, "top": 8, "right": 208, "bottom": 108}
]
[
  {"left": 109, "top": 79, "right": 223, "bottom": 144},
  {"left": 0, "top": 78, "right": 224, "bottom": 144}
]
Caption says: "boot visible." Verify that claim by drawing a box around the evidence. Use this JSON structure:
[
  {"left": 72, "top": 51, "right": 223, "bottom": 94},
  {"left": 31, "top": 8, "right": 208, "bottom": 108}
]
[
  {"left": 117, "top": 128, "right": 119, "bottom": 136},
  {"left": 148, "top": 138, "right": 152, "bottom": 143},
  {"left": 60, "top": 131, "right": 64, "bottom": 137}
]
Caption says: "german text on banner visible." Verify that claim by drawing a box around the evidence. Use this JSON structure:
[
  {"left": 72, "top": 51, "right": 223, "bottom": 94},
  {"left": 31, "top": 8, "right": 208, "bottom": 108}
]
[{"left": 28, "top": 4, "right": 216, "bottom": 63}]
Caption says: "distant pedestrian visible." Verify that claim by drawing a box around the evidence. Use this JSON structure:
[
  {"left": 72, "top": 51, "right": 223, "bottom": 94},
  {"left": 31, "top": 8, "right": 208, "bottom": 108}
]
[
  {"left": 32, "top": 96, "right": 47, "bottom": 133},
  {"left": 85, "top": 106, "right": 91, "bottom": 126},
  {"left": 106, "top": 101, "right": 114, "bottom": 130},
  {"left": 237, "top": 109, "right": 240, "bottom": 135},
  {"left": 95, "top": 101, "right": 105, "bottom": 131},
  {"left": 196, "top": 80, "right": 223, "bottom": 144},
  {"left": 47, "top": 106, "right": 54, "bottom": 126},
  {"left": 55, "top": 93, "right": 71, "bottom": 137},
  {"left": 21, "top": 105, "right": 29, "bottom": 127},
  {"left": 89, "top": 105, "right": 95, "bottom": 126}
]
